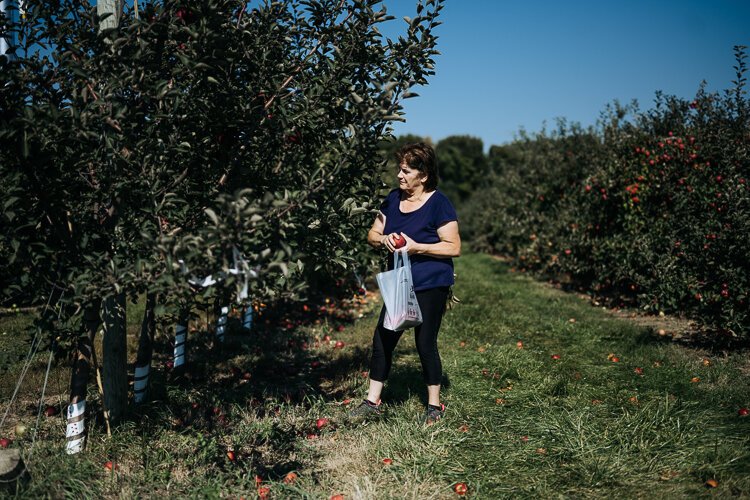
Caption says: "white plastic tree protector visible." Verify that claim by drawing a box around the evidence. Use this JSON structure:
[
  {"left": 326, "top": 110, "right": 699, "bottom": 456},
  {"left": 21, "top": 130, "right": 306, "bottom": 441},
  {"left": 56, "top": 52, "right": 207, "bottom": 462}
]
[
  {"left": 242, "top": 306, "right": 253, "bottom": 330},
  {"left": 65, "top": 400, "right": 86, "bottom": 454},
  {"left": 215, "top": 306, "right": 228, "bottom": 342},
  {"left": 133, "top": 363, "right": 150, "bottom": 403},
  {"left": 173, "top": 323, "right": 187, "bottom": 368}
]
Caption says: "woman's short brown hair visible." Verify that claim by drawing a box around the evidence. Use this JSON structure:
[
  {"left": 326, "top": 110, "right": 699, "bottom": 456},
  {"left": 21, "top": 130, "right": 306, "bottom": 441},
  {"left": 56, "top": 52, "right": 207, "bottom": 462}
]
[{"left": 395, "top": 142, "right": 438, "bottom": 191}]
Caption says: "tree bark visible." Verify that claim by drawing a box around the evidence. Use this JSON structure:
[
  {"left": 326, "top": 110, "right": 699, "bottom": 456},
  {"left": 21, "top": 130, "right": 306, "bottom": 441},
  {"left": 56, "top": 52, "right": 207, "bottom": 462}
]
[{"left": 102, "top": 293, "right": 128, "bottom": 424}]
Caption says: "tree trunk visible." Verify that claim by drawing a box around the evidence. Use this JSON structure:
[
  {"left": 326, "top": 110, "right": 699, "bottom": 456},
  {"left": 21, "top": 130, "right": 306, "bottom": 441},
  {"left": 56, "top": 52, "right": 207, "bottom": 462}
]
[
  {"left": 102, "top": 293, "right": 127, "bottom": 425},
  {"left": 133, "top": 293, "right": 156, "bottom": 403},
  {"left": 66, "top": 302, "right": 99, "bottom": 454}
]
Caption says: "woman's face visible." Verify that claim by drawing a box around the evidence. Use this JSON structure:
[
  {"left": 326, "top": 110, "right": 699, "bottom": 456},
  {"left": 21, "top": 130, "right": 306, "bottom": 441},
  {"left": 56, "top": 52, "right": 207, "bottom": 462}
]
[{"left": 397, "top": 161, "right": 427, "bottom": 192}]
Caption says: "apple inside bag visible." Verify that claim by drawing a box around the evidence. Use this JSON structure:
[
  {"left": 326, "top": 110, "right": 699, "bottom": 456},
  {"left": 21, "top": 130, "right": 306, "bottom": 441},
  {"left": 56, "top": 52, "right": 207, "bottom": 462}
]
[{"left": 376, "top": 249, "right": 423, "bottom": 331}]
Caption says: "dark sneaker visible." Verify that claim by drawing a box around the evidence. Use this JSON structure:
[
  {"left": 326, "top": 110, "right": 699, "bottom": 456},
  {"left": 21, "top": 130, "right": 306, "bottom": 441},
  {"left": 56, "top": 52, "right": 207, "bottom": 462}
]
[
  {"left": 424, "top": 403, "right": 445, "bottom": 425},
  {"left": 348, "top": 399, "right": 382, "bottom": 421}
]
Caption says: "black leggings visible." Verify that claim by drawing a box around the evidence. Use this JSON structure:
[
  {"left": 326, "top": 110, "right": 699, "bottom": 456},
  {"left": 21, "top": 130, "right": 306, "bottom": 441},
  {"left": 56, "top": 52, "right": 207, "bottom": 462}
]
[{"left": 369, "top": 286, "right": 449, "bottom": 386}]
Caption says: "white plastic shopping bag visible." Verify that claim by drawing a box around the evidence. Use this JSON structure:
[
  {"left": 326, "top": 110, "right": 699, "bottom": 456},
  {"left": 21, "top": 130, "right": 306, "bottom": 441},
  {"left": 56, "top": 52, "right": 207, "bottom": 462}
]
[{"left": 376, "top": 248, "right": 423, "bottom": 331}]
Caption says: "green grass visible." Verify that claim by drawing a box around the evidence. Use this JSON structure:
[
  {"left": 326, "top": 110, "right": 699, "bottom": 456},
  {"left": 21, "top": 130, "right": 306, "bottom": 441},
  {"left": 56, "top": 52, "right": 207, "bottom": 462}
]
[{"left": 1, "top": 252, "right": 749, "bottom": 499}]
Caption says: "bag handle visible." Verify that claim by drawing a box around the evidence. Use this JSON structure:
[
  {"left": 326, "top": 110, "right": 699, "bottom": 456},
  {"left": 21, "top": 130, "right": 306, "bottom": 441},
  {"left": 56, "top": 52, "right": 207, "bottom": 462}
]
[{"left": 393, "top": 248, "right": 410, "bottom": 270}]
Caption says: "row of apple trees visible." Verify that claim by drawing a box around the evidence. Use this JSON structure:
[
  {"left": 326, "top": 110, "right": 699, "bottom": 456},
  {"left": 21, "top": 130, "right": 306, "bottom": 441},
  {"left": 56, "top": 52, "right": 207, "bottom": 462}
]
[
  {"left": 0, "top": 0, "right": 443, "bottom": 431},
  {"left": 463, "top": 46, "right": 749, "bottom": 340}
]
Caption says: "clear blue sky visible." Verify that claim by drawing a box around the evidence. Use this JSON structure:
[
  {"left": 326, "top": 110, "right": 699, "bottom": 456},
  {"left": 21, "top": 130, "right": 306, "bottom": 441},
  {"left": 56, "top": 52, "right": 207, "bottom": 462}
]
[{"left": 380, "top": 0, "right": 750, "bottom": 148}]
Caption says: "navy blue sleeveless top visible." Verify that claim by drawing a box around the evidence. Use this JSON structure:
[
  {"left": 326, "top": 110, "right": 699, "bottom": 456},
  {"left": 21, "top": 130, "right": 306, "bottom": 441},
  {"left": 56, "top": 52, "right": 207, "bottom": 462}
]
[{"left": 380, "top": 188, "right": 458, "bottom": 291}]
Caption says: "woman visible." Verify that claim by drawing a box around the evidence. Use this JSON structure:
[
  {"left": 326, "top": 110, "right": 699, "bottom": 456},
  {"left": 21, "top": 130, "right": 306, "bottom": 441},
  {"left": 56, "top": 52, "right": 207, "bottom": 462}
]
[{"left": 351, "top": 142, "right": 461, "bottom": 425}]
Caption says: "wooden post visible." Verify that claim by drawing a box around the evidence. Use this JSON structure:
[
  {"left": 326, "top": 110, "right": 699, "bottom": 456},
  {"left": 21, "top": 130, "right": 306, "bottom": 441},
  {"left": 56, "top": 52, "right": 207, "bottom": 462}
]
[
  {"left": 0, "top": 449, "right": 29, "bottom": 495},
  {"left": 96, "top": 0, "right": 123, "bottom": 32},
  {"left": 101, "top": 293, "right": 128, "bottom": 425}
]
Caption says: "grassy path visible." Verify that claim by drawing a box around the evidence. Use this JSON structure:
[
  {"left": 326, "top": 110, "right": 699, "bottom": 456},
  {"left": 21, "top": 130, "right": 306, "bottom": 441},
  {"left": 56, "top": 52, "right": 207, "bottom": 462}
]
[{"left": 1, "top": 252, "right": 749, "bottom": 498}]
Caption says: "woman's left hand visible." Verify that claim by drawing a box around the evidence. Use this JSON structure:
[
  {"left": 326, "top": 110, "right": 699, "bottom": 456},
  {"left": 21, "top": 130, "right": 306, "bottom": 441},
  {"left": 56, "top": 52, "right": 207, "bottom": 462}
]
[{"left": 399, "top": 233, "right": 420, "bottom": 255}]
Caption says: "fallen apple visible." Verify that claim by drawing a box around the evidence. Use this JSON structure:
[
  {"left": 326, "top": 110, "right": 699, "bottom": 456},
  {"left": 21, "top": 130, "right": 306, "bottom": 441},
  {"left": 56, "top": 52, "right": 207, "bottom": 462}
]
[
  {"left": 516, "top": 341, "right": 524, "bottom": 349},
  {"left": 316, "top": 418, "right": 329, "bottom": 430},
  {"left": 104, "top": 461, "right": 117, "bottom": 471},
  {"left": 551, "top": 354, "right": 561, "bottom": 360},
  {"left": 705, "top": 478, "right": 719, "bottom": 488},
  {"left": 45, "top": 405, "right": 59, "bottom": 417},
  {"left": 226, "top": 450, "right": 236, "bottom": 462},
  {"left": 14, "top": 423, "right": 26, "bottom": 438},
  {"left": 242, "top": 371, "right": 252, "bottom": 380},
  {"left": 257, "top": 486, "right": 271, "bottom": 499},
  {"left": 334, "top": 341, "right": 345, "bottom": 349},
  {"left": 690, "top": 377, "right": 700, "bottom": 383},
  {"left": 634, "top": 367, "right": 644, "bottom": 375},
  {"left": 330, "top": 495, "right": 344, "bottom": 500},
  {"left": 738, "top": 408, "right": 749, "bottom": 417},
  {"left": 382, "top": 458, "right": 393, "bottom": 465},
  {"left": 453, "top": 482, "right": 468, "bottom": 496},
  {"left": 611, "top": 357, "right": 620, "bottom": 363},
  {"left": 283, "top": 471, "right": 298, "bottom": 483},
  {"left": 0, "top": 438, "right": 11, "bottom": 448},
  {"left": 459, "top": 341, "right": 466, "bottom": 347}
]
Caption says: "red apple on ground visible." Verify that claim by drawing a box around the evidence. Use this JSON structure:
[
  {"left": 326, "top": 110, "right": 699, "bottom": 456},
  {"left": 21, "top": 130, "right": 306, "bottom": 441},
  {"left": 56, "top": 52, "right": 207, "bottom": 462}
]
[
  {"left": 104, "top": 461, "right": 117, "bottom": 471},
  {"left": 283, "top": 472, "right": 298, "bottom": 483},
  {"left": 44, "top": 405, "right": 59, "bottom": 417},
  {"left": 382, "top": 458, "right": 393, "bottom": 465},
  {"left": 453, "top": 482, "right": 468, "bottom": 495},
  {"left": 226, "top": 450, "right": 236, "bottom": 462},
  {"left": 738, "top": 408, "right": 749, "bottom": 417},
  {"left": 334, "top": 341, "right": 345, "bottom": 349},
  {"left": 316, "top": 418, "right": 329, "bottom": 430},
  {"left": 611, "top": 357, "right": 620, "bottom": 363},
  {"left": 257, "top": 486, "right": 271, "bottom": 499},
  {"left": 516, "top": 341, "right": 524, "bottom": 349},
  {"left": 551, "top": 354, "right": 561, "bottom": 360},
  {"left": 0, "top": 438, "right": 11, "bottom": 448},
  {"left": 634, "top": 367, "right": 644, "bottom": 375}
]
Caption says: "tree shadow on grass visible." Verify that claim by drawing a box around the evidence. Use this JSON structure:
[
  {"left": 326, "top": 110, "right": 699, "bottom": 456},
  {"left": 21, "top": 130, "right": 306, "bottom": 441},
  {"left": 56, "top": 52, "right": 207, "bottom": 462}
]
[{"left": 382, "top": 364, "right": 452, "bottom": 406}]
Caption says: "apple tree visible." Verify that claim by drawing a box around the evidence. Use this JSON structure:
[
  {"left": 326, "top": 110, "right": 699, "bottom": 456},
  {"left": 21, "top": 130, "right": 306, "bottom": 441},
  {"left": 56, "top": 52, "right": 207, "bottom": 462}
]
[{"left": 0, "top": 0, "right": 444, "bottom": 449}]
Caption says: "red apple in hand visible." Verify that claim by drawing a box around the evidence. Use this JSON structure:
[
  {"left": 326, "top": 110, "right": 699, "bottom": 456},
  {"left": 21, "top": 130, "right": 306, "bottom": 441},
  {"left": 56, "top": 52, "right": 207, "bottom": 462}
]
[{"left": 393, "top": 234, "right": 406, "bottom": 249}]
